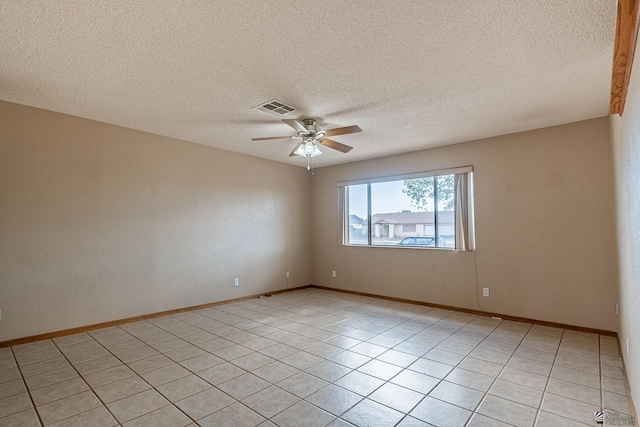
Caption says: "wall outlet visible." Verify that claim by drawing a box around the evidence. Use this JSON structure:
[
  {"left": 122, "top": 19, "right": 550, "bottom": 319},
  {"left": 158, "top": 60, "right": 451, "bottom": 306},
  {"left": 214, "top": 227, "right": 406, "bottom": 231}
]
[
  {"left": 482, "top": 288, "right": 489, "bottom": 297},
  {"left": 627, "top": 338, "right": 630, "bottom": 357},
  {"left": 234, "top": 278, "right": 239, "bottom": 286},
  {"left": 616, "top": 303, "right": 619, "bottom": 315},
  {"left": 286, "top": 271, "right": 290, "bottom": 279},
  {"left": 331, "top": 270, "right": 337, "bottom": 278}
]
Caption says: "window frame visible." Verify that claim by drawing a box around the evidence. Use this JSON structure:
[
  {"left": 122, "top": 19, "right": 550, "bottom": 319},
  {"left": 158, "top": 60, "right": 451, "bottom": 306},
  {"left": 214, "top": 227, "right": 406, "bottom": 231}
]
[{"left": 338, "top": 166, "right": 474, "bottom": 250}]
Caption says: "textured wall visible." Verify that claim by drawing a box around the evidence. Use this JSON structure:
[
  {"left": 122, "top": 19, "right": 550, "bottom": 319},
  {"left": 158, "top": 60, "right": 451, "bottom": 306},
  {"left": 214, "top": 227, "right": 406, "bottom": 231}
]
[
  {"left": 0, "top": 100, "right": 623, "bottom": 346},
  {"left": 0, "top": 102, "right": 312, "bottom": 342},
  {"left": 610, "top": 48, "right": 640, "bottom": 414},
  {"left": 311, "top": 118, "right": 618, "bottom": 331}
]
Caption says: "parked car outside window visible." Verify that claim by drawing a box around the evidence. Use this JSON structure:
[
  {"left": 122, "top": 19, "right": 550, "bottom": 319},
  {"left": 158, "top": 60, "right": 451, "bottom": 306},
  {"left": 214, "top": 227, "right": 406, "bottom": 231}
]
[{"left": 396, "top": 236, "right": 445, "bottom": 247}]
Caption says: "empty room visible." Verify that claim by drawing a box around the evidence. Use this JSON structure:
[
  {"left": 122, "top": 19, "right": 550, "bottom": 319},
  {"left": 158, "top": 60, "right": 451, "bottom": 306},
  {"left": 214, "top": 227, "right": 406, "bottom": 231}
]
[{"left": 1, "top": 1, "right": 639, "bottom": 426}]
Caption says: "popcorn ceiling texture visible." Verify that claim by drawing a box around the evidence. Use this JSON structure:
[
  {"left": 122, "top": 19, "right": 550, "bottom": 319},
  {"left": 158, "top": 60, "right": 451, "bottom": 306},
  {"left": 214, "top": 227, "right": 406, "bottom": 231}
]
[{"left": 0, "top": 1, "right": 616, "bottom": 168}]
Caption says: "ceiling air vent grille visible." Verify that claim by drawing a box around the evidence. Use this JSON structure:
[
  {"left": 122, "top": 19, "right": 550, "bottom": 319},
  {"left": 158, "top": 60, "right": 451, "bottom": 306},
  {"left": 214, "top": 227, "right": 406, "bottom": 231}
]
[{"left": 253, "top": 100, "right": 296, "bottom": 116}]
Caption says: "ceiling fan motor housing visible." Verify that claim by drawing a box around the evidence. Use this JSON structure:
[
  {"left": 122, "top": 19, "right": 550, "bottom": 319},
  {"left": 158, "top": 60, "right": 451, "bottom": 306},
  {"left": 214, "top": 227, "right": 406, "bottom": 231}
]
[
  {"left": 299, "top": 119, "right": 324, "bottom": 140},
  {"left": 252, "top": 118, "right": 358, "bottom": 156},
  {"left": 301, "top": 118, "right": 317, "bottom": 130}
]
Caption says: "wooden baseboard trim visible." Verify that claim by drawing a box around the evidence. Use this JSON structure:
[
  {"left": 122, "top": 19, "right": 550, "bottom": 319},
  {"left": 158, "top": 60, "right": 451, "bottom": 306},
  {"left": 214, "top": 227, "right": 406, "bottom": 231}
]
[
  {"left": 1, "top": 283, "right": 618, "bottom": 348},
  {"left": 309, "top": 285, "right": 618, "bottom": 337},
  {"left": 619, "top": 339, "right": 639, "bottom": 422},
  {"left": 0, "top": 285, "right": 312, "bottom": 348}
]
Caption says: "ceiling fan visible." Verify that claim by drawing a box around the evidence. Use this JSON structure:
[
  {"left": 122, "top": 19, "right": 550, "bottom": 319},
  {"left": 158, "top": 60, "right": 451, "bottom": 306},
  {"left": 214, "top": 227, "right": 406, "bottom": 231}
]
[{"left": 252, "top": 118, "right": 362, "bottom": 162}]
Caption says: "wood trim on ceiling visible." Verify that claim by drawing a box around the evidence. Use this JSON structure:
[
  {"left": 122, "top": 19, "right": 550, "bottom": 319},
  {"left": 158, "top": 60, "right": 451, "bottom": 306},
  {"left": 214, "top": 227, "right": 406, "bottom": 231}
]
[{"left": 611, "top": 0, "right": 640, "bottom": 115}]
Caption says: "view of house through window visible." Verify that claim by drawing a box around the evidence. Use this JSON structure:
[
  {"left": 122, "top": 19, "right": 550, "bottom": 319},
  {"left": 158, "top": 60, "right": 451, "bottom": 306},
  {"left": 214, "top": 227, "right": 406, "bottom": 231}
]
[{"left": 346, "top": 174, "right": 456, "bottom": 248}]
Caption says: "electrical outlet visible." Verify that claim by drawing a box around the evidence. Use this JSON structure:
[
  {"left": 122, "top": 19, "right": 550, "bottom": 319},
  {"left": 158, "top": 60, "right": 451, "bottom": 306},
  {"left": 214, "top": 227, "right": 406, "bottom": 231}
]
[
  {"left": 482, "top": 288, "right": 489, "bottom": 297},
  {"left": 627, "top": 339, "right": 630, "bottom": 357},
  {"left": 616, "top": 303, "right": 619, "bottom": 315},
  {"left": 331, "top": 270, "right": 337, "bottom": 278},
  {"left": 234, "top": 278, "right": 239, "bottom": 286},
  {"left": 286, "top": 271, "right": 290, "bottom": 278}
]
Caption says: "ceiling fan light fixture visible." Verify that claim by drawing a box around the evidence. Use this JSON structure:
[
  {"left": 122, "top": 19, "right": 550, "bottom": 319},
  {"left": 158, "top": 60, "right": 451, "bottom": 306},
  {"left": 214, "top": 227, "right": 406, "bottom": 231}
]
[
  {"left": 294, "top": 140, "right": 322, "bottom": 158},
  {"left": 252, "top": 118, "right": 360, "bottom": 166}
]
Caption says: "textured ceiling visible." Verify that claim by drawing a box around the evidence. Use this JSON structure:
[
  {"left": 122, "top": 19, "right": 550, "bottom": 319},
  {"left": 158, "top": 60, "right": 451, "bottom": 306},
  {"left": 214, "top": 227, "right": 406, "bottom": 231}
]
[{"left": 0, "top": 1, "right": 616, "bottom": 168}]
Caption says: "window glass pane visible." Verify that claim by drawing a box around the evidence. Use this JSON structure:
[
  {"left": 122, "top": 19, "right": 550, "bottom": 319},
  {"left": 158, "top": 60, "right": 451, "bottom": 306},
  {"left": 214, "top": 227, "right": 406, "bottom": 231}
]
[
  {"left": 370, "top": 181, "right": 411, "bottom": 246},
  {"left": 341, "top": 170, "right": 467, "bottom": 250},
  {"left": 398, "top": 176, "right": 435, "bottom": 247},
  {"left": 436, "top": 174, "right": 455, "bottom": 248},
  {"left": 424, "top": 224, "right": 435, "bottom": 236},
  {"left": 347, "top": 184, "right": 368, "bottom": 245},
  {"left": 369, "top": 178, "right": 436, "bottom": 247}
]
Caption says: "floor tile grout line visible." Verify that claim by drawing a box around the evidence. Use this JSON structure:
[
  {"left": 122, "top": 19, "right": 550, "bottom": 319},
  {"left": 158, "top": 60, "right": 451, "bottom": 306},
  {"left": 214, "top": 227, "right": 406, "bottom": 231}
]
[
  {"left": 305, "top": 294, "right": 612, "bottom": 424},
  {"left": 544, "top": 331, "right": 611, "bottom": 425},
  {"left": 343, "top": 305, "right": 493, "bottom": 424},
  {"left": 98, "top": 319, "right": 298, "bottom": 426},
  {"left": 92, "top": 325, "right": 229, "bottom": 426},
  {"left": 138, "top": 313, "right": 338, "bottom": 424},
  {"left": 532, "top": 327, "right": 565, "bottom": 427},
  {"left": 201, "top": 299, "right": 443, "bottom": 424},
  {"left": 467, "top": 321, "right": 574, "bottom": 423},
  {"left": 333, "top": 310, "right": 498, "bottom": 425},
  {"left": 101, "top": 306, "right": 358, "bottom": 425},
  {"left": 187, "top": 333, "right": 361, "bottom": 425},
  {"left": 7, "top": 290, "right": 631, "bottom": 427},
  {"left": 9, "top": 346, "right": 45, "bottom": 426},
  {"left": 48, "top": 334, "right": 131, "bottom": 426},
  {"left": 600, "top": 333, "right": 605, "bottom": 417},
  {"left": 49, "top": 329, "right": 200, "bottom": 426},
  {"left": 324, "top": 300, "right": 450, "bottom": 425},
  {"left": 410, "top": 313, "right": 530, "bottom": 424},
  {"left": 415, "top": 313, "right": 490, "bottom": 419},
  {"left": 457, "top": 318, "right": 533, "bottom": 426}
]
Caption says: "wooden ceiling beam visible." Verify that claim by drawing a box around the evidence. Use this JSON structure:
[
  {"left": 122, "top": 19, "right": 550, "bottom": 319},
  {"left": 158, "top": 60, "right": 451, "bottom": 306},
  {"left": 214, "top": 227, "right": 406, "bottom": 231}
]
[{"left": 610, "top": 0, "right": 640, "bottom": 115}]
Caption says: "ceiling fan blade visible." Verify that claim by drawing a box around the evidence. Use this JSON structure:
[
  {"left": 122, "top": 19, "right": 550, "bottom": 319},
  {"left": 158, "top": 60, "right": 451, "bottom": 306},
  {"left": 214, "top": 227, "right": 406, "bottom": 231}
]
[
  {"left": 289, "top": 141, "right": 303, "bottom": 157},
  {"left": 251, "top": 136, "right": 293, "bottom": 141},
  {"left": 282, "top": 119, "right": 306, "bottom": 133},
  {"left": 320, "top": 138, "right": 353, "bottom": 153},
  {"left": 324, "top": 125, "right": 362, "bottom": 137}
]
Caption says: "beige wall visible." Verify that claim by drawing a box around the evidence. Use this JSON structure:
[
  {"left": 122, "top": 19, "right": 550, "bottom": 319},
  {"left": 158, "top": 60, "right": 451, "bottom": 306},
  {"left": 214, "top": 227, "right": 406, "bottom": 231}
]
[
  {"left": 312, "top": 118, "right": 618, "bottom": 332},
  {"left": 0, "top": 100, "right": 623, "bottom": 346},
  {"left": 0, "top": 101, "right": 312, "bottom": 342},
  {"left": 610, "top": 48, "right": 640, "bottom": 412}
]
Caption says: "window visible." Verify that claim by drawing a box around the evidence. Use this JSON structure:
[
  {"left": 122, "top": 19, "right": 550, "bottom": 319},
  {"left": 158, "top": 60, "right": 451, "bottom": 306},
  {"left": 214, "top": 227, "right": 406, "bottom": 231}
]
[{"left": 339, "top": 167, "right": 475, "bottom": 250}]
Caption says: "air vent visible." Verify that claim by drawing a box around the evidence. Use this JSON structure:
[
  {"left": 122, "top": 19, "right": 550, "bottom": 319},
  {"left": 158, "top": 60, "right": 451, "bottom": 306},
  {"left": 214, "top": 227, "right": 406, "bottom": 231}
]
[{"left": 253, "top": 100, "right": 296, "bottom": 116}]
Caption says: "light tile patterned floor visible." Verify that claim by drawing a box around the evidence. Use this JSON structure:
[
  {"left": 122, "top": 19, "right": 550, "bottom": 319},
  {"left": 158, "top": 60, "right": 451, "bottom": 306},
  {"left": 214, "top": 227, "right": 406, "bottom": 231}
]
[{"left": 0, "top": 288, "right": 635, "bottom": 426}]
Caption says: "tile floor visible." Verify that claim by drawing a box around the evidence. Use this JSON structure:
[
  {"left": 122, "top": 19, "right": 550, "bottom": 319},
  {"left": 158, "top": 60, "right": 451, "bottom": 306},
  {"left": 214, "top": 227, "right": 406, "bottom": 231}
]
[{"left": 0, "top": 288, "right": 635, "bottom": 426}]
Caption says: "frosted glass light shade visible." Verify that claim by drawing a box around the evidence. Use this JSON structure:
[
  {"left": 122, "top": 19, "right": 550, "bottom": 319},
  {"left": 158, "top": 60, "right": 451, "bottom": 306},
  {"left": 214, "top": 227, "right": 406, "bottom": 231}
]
[{"left": 294, "top": 140, "right": 322, "bottom": 157}]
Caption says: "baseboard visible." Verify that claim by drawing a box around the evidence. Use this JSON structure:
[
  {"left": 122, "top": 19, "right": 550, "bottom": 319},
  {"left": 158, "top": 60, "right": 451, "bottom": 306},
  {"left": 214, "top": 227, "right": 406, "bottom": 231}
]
[
  {"left": 0, "top": 285, "right": 312, "bottom": 348},
  {"left": 619, "top": 339, "right": 638, "bottom": 423},
  {"left": 1, "top": 283, "right": 618, "bottom": 348},
  {"left": 309, "top": 284, "right": 618, "bottom": 337}
]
